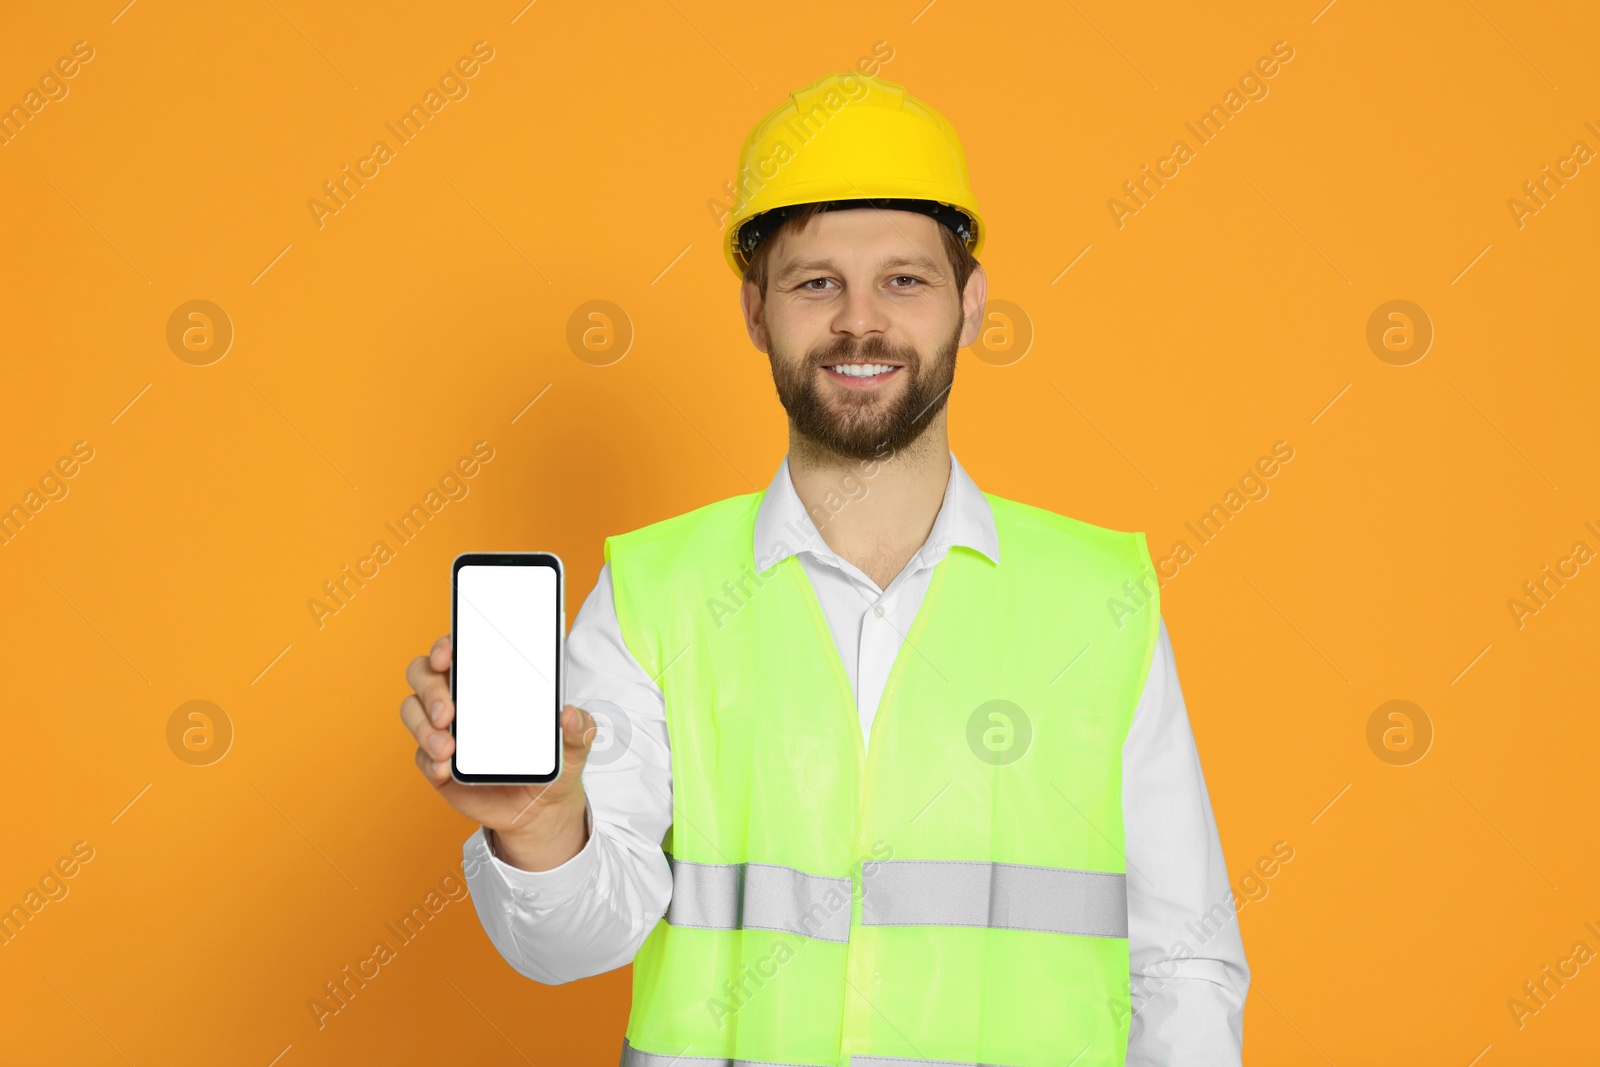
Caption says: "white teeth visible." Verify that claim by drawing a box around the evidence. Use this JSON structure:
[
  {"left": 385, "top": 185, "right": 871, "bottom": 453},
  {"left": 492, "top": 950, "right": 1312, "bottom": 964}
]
[{"left": 829, "top": 363, "right": 897, "bottom": 378}]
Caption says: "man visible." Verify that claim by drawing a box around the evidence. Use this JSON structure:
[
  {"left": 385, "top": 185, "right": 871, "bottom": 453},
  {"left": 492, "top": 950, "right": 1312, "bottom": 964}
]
[{"left": 400, "top": 71, "right": 1249, "bottom": 1065}]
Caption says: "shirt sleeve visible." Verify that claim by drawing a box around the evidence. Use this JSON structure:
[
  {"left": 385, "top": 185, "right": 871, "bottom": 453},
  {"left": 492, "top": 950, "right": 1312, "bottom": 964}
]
[
  {"left": 1123, "top": 616, "right": 1251, "bottom": 1065},
  {"left": 461, "top": 561, "right": 674, "bottom": 985}
]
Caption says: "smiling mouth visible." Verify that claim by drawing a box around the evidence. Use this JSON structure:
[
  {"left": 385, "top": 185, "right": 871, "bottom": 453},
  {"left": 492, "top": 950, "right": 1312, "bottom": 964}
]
[{"left": 821, "top": 361, "right": 904, "bottom": 385}]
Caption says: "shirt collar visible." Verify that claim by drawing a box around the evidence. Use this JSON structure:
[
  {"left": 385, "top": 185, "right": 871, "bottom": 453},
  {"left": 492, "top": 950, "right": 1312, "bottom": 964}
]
[{"left": 753, "top": 449, "right": 1000, "bottom": 572}]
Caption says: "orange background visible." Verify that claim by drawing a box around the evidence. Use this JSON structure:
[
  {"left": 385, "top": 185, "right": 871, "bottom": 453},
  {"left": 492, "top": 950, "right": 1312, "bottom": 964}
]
[{"left": 3, "top": 1, "right": 1597, "bottom": 1064}]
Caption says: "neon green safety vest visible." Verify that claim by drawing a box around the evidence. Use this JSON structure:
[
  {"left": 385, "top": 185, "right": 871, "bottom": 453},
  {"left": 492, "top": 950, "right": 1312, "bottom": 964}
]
[{"left": 604, "top": 487, "right": 1159, "bottom": 1067}]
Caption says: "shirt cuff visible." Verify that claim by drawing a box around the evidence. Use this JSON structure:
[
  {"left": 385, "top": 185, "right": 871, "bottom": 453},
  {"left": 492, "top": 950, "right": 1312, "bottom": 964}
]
[{"left": 465, "top": 797, "right": 599, "bottom": 907}]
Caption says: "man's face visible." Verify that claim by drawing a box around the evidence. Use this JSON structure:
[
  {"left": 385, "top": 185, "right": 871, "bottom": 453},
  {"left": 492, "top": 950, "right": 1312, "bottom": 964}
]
[{"left": 741, "top": 208, "right": 987, "bottom": 462}]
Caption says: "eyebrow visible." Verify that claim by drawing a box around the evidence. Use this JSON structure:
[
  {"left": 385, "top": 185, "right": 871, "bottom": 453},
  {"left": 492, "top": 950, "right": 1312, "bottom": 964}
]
[{"left": 774, "top": 252, "right": 947, "bottom": 285}]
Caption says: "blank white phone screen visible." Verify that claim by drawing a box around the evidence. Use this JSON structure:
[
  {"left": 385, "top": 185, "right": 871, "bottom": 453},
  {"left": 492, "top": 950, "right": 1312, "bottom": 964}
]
[{"left": 456, "top": 564, "right": 557, "bottom": 776}]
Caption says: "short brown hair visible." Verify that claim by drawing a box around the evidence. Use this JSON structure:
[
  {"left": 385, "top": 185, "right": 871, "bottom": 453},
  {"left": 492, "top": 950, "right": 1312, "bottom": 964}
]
[{"left": 741, "top": 202, "right": 979, "bottom": 300}]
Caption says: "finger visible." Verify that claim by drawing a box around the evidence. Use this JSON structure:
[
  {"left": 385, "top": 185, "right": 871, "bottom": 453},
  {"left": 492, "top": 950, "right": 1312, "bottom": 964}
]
[
  {"left": 399, "top": 693, "right": 455, "bottom": 758},
  {"left": 399, "top": 692, "right": 429, "bottom": 740},
  {"left": 429, "top": 634, "right": 452, "bottom": 673},
  {"left": 561, "top": 704, "right": 588, "bottom": 747},
  {"left": 557, "top": 705, "right": 599, "bottom": 779},
  {"left": 405, "top": 652, "right": 452, "bottom": 726},
  {"left": 414, "top": 744, "right": 451, "bottom": 785}
]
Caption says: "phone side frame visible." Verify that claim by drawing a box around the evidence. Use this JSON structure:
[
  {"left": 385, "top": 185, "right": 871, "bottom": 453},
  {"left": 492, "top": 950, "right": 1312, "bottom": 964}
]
[{"left": 448, "top": 550, "right": 564, "bottom": 786}]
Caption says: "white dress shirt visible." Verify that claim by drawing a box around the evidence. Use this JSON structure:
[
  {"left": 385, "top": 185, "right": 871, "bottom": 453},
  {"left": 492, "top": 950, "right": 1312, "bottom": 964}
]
[{"left": 462, "top": 451, "right": 1250, "bottom": 1064}]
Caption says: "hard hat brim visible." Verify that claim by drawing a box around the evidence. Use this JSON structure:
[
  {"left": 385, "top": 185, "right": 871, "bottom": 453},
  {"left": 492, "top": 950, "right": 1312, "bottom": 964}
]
[{"left": 733, "top": 197, "right": 980, "bottom": 275}]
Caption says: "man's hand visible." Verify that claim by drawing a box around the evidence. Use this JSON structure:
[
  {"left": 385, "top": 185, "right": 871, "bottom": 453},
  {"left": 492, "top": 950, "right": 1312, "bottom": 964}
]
[{"left": 401, "top": 635, "right": 598, "bottom": 872}]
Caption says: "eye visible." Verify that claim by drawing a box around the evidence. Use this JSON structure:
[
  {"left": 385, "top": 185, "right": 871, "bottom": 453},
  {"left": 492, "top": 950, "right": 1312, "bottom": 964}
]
[
  {"left": 801, "top": 277, "right": 836, "bottom": 291},
  {"left": 889, "top": 275, "right": 922, "bottom": 288}
]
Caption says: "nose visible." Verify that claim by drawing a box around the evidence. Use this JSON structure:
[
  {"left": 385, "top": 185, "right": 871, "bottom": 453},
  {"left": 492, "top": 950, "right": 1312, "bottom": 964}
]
[{"left": 830, "top": 282, "right": 893, "bottom": 341}]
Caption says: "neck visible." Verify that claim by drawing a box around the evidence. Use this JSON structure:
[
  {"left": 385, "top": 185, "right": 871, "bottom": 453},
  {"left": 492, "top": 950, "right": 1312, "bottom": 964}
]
[{"left": 786, "top": 414, "right": 952, "bottom": 589}]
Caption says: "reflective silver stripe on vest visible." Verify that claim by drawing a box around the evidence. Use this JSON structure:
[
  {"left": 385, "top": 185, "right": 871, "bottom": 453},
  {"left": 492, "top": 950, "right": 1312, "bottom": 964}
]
[
  {"left": 619, "top": 1039, "right": 1025, "bottom": 1067},
  {"left": 860, "top": 859, "right": 1128, "bottom": 938},
  {"left": 664, "top": 852, "right": 852, "bottom": 943}
]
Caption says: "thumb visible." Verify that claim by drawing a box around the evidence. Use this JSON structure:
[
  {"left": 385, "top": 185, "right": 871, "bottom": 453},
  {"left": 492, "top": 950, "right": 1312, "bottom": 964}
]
[{"left": 561, "top": 704, "right": 599, "bottom": 770}]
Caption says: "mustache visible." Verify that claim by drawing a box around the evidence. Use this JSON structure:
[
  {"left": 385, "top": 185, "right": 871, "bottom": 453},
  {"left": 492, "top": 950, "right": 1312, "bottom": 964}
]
[{"left": 808, "top": 334, "right": 919, "bottom": 366}]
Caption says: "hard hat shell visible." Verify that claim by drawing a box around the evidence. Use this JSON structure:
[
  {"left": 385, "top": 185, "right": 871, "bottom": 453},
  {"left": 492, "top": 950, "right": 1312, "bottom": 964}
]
[{"left": 722, "top": 71, "right": 985, "bottom": 279}]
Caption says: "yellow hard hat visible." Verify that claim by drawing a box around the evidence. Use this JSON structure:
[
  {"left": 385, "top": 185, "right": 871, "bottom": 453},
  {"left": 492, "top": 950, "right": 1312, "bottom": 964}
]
[{"left": 723, "top": 71, "right": 985, "bottom": 279}]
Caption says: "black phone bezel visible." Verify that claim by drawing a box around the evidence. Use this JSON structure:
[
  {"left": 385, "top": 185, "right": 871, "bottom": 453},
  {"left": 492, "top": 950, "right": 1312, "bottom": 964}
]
[{"left": 449, "top": 551, "right": 564, "bottom": 785}]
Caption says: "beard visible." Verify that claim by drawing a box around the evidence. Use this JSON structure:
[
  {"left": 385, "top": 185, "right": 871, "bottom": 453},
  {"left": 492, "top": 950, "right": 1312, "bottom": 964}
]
[{"left": 769, "top": 316, "right": 961, "bottom": 463}]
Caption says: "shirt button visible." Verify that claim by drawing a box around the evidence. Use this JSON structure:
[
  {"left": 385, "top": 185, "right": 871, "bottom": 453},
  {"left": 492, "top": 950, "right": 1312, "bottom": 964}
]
[
  {"left": 873, "top": 970, "right": 883, "bottom": 985},
  {"left": 872, "top": 606, "right": 885, "bottom": 618}
]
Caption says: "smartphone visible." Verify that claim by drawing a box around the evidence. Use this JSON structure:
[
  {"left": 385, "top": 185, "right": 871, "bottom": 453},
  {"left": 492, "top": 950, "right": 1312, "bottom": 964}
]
[{"left": 449, "top": 552, "right": 564, "bottom": 784}]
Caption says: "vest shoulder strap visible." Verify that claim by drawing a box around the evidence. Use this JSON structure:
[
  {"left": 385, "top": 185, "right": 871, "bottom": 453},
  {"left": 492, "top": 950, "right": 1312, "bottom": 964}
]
[
  {"left": 604, "top": 490, "right": 763, "bottom": 676},
  {"left": 980, "top": 492, "right": 1160, "bottom": 696},
  {"left": 604, "top": 487, "right": 1159, "bottom": 683},
  {"left": 983, "top": 491, "right": 1153, "bottom": 579}
]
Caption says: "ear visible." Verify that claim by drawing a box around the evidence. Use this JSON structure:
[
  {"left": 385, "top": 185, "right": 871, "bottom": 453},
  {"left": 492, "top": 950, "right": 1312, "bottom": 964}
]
[
  {"left": 957, "top": 264, "right": 989, "bottom": 349},
  {"left": 740, "top": 278, "right": 770, "bottom": 354}
]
